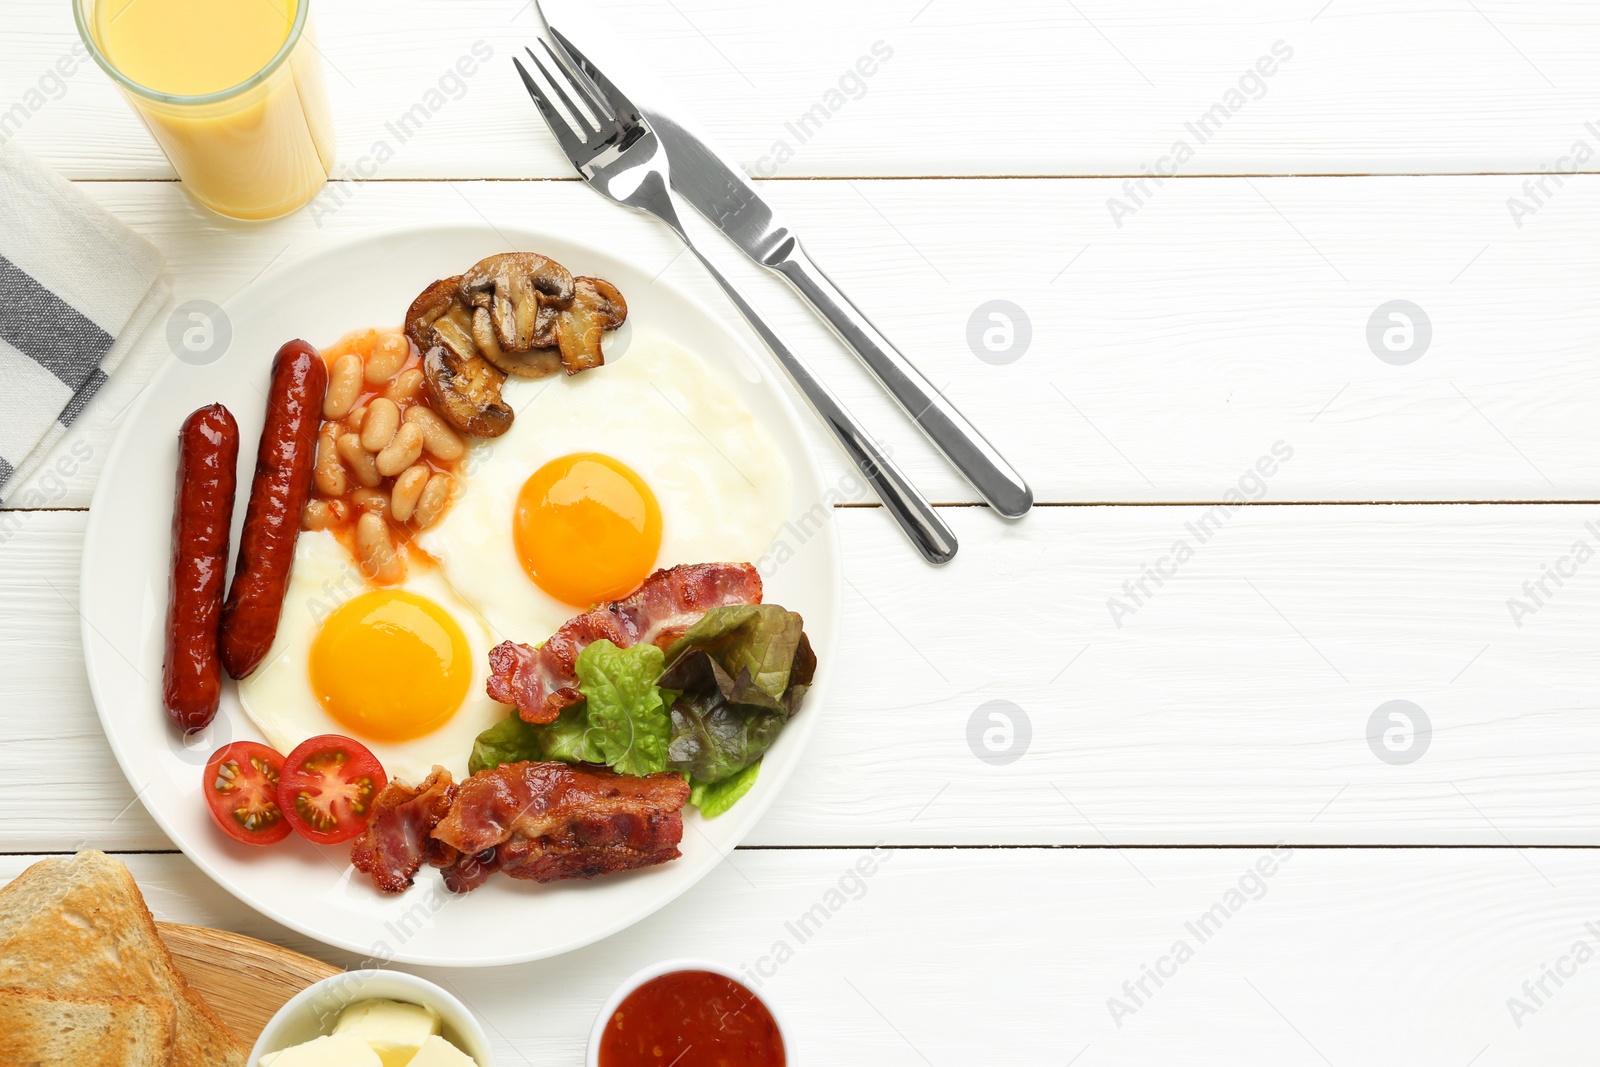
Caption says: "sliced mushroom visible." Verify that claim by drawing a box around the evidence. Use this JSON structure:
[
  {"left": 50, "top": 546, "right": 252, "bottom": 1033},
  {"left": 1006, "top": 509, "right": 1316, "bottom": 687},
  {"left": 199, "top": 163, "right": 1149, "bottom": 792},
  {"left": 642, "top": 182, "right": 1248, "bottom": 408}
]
[
  {"left": 422, "top": 344, "right": 514, "bottom": 438},
  {"left": 554, "top": 277, "right": 628, "bottom": 375},
  {"left": 532, "top": 301, "right": 561, "bottom": 349},
  {"left": 470, "top": 305, "right": 506, "bottom": 363},
  {"left": 404, "top": 254, "right": 626, "bottom": 435},
  {"left": 404, "top": 277, "right": 463, "bottom": 354},
  {"left": 431, "top": 305, "right": 478, "bottom": 364},
  {"left": 473, "top": 307, "right": 563, "bottom": 379},
  {"left": 408, "top": 276, "right": 517, "bottom": 436},
  {"left": 460, "top": 253, "right": 575, "bottom": 352}
]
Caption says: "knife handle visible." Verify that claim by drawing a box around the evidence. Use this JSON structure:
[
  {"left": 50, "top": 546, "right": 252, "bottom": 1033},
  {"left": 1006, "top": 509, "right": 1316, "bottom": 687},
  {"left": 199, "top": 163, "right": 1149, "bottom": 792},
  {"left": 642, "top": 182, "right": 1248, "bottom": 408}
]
[
  {"left": 682, "top": 245, "right": 958, "bottom": 566},
  {"left": 770, "top": 243, "right": 1033, "bottom": 518}
]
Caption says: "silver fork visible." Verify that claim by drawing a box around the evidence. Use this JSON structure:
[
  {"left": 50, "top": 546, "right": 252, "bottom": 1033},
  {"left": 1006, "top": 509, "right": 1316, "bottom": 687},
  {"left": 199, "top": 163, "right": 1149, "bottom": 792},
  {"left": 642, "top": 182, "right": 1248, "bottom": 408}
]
[{"left": 512, "top": 37, "right": 958, "bottom": 565}]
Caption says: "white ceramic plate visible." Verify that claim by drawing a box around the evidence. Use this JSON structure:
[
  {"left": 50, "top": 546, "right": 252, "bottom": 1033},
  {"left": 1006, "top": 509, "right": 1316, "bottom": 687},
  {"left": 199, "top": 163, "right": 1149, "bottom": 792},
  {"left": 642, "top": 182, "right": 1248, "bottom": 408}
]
[{"left": 81, "top": 225, "right": 838, "bottom": 967}]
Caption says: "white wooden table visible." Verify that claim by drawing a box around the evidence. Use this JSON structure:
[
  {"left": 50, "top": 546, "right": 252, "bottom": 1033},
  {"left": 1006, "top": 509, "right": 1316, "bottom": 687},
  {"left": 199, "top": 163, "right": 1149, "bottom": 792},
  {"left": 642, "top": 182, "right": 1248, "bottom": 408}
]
[{"left": 5, "top": 0, "right": 1600, "bottom": 1061}]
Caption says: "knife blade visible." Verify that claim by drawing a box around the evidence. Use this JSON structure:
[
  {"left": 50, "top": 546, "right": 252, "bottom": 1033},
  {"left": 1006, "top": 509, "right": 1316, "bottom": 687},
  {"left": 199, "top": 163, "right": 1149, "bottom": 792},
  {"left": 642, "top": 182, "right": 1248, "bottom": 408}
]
[{"left": 640, "top": 108, "right": 794, "bottom": 264}]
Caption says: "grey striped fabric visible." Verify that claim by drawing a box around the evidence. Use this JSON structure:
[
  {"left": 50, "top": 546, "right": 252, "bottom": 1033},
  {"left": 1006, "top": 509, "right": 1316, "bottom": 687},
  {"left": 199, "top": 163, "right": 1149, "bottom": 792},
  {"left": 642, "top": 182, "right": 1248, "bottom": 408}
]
[
  {"left": 59, "top": 368, "right": 109, "bottom": 425},
  {"left": 0, "top": 254, "right": 115, "bottom": 390},
  {"left": 0, "top": 141, "right": 164, "bottom": 504}
]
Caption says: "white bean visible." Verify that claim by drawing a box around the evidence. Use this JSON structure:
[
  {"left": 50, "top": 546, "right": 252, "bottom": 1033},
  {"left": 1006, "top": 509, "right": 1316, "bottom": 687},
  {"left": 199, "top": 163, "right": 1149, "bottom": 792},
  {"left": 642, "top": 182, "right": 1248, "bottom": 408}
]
[
  {"left": 356, "top": 512, "right": 404, "bottom": 584},
  {"left": 336, "top": 433, "right": 382, "bottom": 488},
  {"left": 360, "top": 398, "right": 400, "bottom": 453},
  {"left": 366, "top": 333, "right": 410, "bottom": 384},
  {"left": 323, "top": 355, "right": 363, "bottom": 418},
  {"left": 375, "top": 422, "right": 423, "bottom": 477},
  {"left": 386, "top": 368, "right": 424, "bottom": 402},
  {"left": 390, "top": 464, "right": 429, "bottom": 523},
  {"left": 412, "top": 473, "right": 453, "bottom": 529},
  {"left": 350, "top": 487, "right": 390, "bottom": 517},
  {"left": 301, "top": 498, "right": 348, "bottom": 530},
  {"left": 313, "top": 431, "right": 347, "bottom": 497},
  {"left": 404, "top": 405, "right": 466, "bottom": 462}
]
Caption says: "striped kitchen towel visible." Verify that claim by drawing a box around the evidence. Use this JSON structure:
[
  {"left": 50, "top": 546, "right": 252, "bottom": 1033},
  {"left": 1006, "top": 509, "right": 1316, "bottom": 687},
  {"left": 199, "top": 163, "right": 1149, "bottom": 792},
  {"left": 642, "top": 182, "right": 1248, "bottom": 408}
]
[{"left": 0, "top": 140, "right": 165, "bottom": 502}]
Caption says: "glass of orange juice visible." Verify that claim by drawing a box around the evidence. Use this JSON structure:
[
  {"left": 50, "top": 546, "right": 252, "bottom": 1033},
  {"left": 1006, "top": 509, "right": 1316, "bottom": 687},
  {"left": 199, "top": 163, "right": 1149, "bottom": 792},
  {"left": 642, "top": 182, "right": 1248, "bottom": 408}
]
[{"left": 74, "top": 0, "right": 336, "bottom": 221}]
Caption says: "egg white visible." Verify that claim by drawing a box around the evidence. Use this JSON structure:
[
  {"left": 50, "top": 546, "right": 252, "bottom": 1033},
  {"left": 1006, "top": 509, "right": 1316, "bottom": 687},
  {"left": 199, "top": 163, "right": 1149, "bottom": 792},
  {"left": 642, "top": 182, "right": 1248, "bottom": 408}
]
[
  {"left": 237, "top": 530, "right": 503, "bottom": 783},
  {"left": 415, "top": 331, "right": 791, "bottom": 646}
]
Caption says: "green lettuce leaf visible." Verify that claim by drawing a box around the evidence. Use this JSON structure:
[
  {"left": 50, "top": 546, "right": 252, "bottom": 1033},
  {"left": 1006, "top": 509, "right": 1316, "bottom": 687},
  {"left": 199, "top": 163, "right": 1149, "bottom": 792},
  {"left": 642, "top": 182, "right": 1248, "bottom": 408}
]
[
  {"left": 533, "top": 703, "right": 605, "bottom": 765},
  {"left": 574, "top": 639, "right": 670, "bottom": 776},
  {"left": 690, "top": 762, "right": 761, "bottom": 819},
  {"left": 468, "top": 713, "right": 544, "bottom": 776},
  {"left": 469, "top": 702, "right": 609, "bottom": 775}
]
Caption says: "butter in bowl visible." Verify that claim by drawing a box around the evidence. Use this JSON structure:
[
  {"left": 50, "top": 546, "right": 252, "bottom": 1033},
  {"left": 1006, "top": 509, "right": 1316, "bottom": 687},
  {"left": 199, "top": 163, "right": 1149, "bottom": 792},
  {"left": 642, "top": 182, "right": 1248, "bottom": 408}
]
[{"left": 251, "top": 971, "right": 494, "bottom": 1067}]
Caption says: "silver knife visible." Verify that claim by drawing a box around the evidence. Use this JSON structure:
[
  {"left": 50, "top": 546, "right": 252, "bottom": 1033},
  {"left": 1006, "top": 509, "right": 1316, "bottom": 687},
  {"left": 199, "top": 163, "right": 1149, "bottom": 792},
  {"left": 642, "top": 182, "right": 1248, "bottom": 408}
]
[{"left": 543, "top": 24, "right": 1032, "bottom": 519}]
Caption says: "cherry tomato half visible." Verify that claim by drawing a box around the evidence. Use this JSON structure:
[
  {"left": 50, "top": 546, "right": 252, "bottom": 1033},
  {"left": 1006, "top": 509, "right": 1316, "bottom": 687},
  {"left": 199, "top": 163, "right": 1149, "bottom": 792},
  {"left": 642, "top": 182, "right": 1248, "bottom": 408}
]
[
  {"left": 278, "top": 734, "right": 388, "bottom": 846},
  {"left": 202, "top": 742, "right": 291, "bottom": 846}
]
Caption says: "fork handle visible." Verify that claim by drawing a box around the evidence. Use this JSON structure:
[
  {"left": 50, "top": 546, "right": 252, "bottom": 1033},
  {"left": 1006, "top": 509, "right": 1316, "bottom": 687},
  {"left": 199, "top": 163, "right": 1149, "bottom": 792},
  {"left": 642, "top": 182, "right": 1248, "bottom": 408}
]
[
  {"left": 683, "top": 247, "right": 958, "bottom": 565},
  {"left": 768, "top": 243, "right": 1033, "bottom": 519}
]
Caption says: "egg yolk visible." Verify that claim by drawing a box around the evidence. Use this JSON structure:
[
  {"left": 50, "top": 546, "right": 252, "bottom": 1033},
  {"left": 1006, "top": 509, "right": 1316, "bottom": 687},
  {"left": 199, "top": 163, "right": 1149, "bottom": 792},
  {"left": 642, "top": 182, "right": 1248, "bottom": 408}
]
[
  {"left": 308, "top": 590, "right": 472, "bottom": 742},
  {"left": 514, "top": 452, "right": 663, "bottom": 607}
]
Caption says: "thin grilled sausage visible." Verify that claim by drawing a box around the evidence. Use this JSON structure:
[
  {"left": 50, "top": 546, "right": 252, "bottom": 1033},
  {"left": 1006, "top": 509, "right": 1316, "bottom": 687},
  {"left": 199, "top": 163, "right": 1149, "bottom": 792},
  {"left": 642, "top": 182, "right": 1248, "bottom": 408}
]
[
  {"left": 162, "top": 404, "right": 239, "bottom": 731},
  {"left": 219, "top": 340, "right": 328, "bottom": 679}
]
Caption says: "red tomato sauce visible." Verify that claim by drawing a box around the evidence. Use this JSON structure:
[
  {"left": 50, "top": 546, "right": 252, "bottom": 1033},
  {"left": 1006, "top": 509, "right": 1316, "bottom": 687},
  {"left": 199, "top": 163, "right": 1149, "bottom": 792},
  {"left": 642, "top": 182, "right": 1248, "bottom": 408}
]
[{"left": 599, "top": 969, "right": 785, "bottom": 1067}]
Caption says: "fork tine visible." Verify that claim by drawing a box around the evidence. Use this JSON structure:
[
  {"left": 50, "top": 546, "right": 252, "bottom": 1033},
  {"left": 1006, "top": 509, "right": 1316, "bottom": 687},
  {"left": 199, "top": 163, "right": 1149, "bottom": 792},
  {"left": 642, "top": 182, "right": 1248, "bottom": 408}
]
[
  {"left": 529, "top": 0, "right": 621, "bottom": 113},
  {"left": 512, "top": 54, "right": 592, "bottom": 163},
  {"left": 526, "top": 45, "right": 600, "bottom": 138},
  {"left": 545, "top": 23, "right": 637, "bottom": 116},
  {"left": 535, "top": 38, "right": 609, "bottom": 130}
]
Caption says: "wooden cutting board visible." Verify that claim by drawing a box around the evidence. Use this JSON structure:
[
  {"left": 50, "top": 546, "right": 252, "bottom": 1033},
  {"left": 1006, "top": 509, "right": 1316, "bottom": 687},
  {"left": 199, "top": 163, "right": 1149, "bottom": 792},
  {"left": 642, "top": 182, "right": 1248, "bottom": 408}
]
[{"left": 158, "top": 922, "right": 341, "bottom": 1044}]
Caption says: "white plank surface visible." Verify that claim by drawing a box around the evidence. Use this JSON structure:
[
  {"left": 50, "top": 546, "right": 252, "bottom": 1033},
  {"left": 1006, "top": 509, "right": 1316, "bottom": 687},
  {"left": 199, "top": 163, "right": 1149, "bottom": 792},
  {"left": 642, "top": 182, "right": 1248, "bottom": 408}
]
[
  {"left": 10, "top": 504, "right": 1600, "bottom": 850},
  {"left": 5, "top": 0, "right": 1600, "bottom": 1060},
  {"left": 6, "top": 178, "right": 1600, "bottom": 510},
  {"left": 6, "top": 1, "right": 1600, "bottom": 178},
  {"left": 2, "top": 848, "right": 1594, "bottom": 1065}
]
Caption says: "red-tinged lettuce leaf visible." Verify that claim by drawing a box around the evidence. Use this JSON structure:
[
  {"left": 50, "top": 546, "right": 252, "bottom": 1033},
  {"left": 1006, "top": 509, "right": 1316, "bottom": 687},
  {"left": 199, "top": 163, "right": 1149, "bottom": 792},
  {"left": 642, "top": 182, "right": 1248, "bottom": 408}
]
[
  {"left": 667, "top": 690, "right": 787, "bottom": 784},
  {"left": 661, "top": 604, "right": 815, "bottom": 787},
  {"left": 661, "top": 604, "right": 815, "bottom": 712}
]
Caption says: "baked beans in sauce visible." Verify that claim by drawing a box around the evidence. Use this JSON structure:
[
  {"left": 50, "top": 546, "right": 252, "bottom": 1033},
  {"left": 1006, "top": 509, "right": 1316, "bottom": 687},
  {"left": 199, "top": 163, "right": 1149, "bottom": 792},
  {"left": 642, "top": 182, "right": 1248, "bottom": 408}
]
[
  {"left": 305, "top": 328, "right": 465, "bottom": 584},
  {"left": 598, "top": 970, "right": 785, "bottom": 1067}
]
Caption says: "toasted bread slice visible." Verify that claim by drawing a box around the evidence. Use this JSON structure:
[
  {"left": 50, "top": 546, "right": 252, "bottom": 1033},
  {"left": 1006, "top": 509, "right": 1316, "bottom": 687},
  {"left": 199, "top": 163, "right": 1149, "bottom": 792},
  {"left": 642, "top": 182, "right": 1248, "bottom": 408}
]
[
  {"left": 0, "top": 852, "right": 248, "bottom": 1067},
  {"left": 0, "top": 987, "right": 175, "bottom": 1066}
]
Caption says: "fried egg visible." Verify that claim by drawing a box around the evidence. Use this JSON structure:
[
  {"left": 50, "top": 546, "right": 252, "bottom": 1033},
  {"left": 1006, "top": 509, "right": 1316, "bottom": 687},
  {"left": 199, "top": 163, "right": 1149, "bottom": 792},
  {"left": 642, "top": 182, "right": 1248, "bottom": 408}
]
[
  {"left": 237, "top": 531, "right": 502, "bottom": 781},
  {"left": 416, "top": 332, "right": 790, "bottom": 644}
]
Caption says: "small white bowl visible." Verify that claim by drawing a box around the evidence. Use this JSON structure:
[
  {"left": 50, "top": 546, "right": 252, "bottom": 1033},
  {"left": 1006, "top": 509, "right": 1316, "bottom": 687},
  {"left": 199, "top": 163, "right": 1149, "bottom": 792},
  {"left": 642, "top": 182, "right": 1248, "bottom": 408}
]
[
  {"left": 587, "top": 958, "right": 791, "bottom": 1067},
  {"left": 250, "top": 969, "right": 496, "bottom": 1067}
]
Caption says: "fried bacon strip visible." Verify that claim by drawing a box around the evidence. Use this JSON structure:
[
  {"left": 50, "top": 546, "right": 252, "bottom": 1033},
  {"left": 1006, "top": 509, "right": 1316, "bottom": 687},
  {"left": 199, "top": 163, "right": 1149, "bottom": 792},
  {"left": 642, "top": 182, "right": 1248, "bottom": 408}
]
[
  {"left": 350, "top": 768, "right": 458, "bottom": 894},
  {"left": 431, "top": 762, "right": 691, "bottom": 892},
  {"left": 487, "top": 561, "right": 763, "bottom": 723},
  {"left": 350, "top": 762, "right": 692, "bottom": 895}
]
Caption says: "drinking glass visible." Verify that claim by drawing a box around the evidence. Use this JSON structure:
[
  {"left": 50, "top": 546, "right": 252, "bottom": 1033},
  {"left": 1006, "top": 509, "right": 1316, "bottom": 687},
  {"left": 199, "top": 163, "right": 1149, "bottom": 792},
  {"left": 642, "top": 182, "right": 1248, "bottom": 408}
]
[{"left": 74, "top": 0, "right": 336, "bottom": 221}]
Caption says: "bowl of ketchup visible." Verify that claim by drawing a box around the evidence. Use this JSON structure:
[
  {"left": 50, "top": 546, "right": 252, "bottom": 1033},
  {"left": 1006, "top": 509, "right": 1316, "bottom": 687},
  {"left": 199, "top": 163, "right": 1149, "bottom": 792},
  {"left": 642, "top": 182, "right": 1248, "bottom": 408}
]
[{"left": 588, "top": 959, "right": 789, "bottom": 1067}]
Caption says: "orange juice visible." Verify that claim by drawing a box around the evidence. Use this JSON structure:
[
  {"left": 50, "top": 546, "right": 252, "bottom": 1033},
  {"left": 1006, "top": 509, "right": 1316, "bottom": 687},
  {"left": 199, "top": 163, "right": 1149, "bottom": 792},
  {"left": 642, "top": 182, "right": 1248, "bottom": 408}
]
[{"left": 79, "top": 0, "right": 334, "bottom": 220}]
